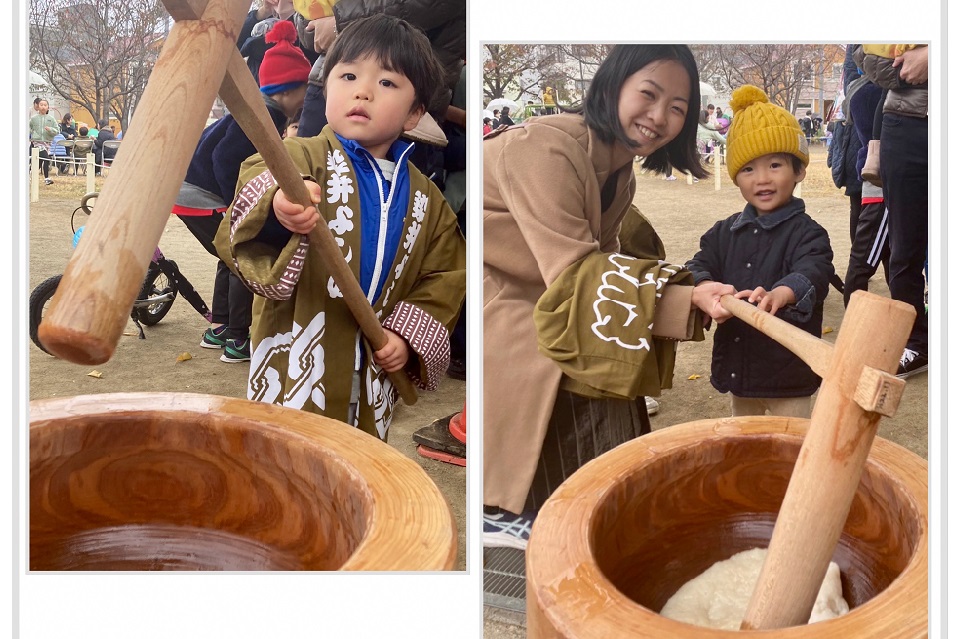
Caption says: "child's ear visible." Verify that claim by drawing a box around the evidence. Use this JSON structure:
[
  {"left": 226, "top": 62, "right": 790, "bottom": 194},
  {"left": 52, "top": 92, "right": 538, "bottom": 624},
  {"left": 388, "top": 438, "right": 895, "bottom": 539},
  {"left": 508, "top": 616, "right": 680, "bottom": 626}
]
[
  {"left": 403, "top": 105, "right": 426, "bottom": 132},
  {"left": 795, "top": 165, "right": 807, "bottom": 183}
]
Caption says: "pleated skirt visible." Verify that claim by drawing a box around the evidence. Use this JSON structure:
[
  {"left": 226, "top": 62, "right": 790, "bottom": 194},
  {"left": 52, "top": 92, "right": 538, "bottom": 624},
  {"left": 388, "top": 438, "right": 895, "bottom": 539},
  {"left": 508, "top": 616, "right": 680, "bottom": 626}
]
[{"left": 524, "top": 390, "right": 652, "bottom": 513}]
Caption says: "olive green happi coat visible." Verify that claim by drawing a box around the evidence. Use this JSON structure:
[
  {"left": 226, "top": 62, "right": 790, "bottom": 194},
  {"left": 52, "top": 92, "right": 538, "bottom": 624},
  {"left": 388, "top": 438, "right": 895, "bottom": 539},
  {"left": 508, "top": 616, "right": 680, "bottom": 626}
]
[
  {"left": 535, "top": 252, "right": 700, "bottom": 400},
  {"left": 215, "top": 129, "right": 465, "bottom": 439}
]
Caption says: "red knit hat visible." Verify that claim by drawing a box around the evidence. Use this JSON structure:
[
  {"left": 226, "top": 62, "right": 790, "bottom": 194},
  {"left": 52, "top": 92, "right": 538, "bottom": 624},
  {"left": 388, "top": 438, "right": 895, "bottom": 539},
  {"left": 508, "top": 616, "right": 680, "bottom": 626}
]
[{"left": 259, "top": 21, "right": 311, "bottom": 94}]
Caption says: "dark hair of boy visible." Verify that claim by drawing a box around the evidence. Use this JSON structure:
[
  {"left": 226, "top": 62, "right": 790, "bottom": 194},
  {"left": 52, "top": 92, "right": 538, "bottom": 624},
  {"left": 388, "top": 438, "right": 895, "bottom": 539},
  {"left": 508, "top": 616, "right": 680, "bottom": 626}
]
[
  {"left": 78, "top": 126, "right": 89, "bottom": 136},
  {"left": 321, "top": 13, "right": 445, "bottom": 115},
  {"left": 579, "top": 44, "right": 708, "bottom": 179},
  {"left": 286, "top": 107, "right": 303, "bottom": 130}
]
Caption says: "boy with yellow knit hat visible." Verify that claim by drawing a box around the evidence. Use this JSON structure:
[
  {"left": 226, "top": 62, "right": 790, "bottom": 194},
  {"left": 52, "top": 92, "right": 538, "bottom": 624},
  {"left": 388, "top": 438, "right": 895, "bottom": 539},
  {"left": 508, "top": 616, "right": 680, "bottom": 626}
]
[{"left": 686, "top": 85, "right": 835, "bottom": 418}]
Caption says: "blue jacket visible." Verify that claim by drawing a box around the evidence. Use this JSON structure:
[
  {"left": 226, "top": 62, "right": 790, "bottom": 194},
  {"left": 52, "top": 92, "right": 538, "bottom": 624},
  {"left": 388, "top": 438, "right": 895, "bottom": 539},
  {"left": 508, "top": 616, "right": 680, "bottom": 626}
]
[
  {"left": 686, "top": 198, "right": 834, "bottom": 397},
  {"left": 179, "top": 96, "right": 287, "bottom": 209}
]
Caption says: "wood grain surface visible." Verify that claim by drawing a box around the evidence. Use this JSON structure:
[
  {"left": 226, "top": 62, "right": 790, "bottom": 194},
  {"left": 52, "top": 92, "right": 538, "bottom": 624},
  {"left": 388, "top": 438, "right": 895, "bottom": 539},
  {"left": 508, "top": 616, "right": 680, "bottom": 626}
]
[
  {"left": 30, "top": 393, "right": 456, "bottom": 571},
  {"left": 526, "top": 417, "right": 927, "bottom": 638},
  {"left": 38, "top": 0, "right": 250, "bottom": 365},
  {"left": 737, "top": 291, "right": 915, "bottom": 629}
]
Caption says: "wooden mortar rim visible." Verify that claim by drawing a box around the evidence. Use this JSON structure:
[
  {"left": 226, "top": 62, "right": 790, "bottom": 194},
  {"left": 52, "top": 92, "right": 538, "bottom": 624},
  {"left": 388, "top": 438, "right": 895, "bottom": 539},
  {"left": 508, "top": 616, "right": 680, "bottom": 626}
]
[
  {"left": 526, "top": 416, "right": 927, "bottom": 638},
  {"left": 30, "top": 392, "right": 457, "bottom": 571}
]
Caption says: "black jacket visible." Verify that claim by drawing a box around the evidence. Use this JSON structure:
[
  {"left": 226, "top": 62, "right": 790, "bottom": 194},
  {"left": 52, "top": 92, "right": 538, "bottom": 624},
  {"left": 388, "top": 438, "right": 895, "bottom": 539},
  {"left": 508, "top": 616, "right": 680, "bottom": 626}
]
[
  {"left": 685, "top": 198, "right": 834, "bottom": 398},
  {"left": 827, "top": 118, "right": 862, "bottom": 196}
]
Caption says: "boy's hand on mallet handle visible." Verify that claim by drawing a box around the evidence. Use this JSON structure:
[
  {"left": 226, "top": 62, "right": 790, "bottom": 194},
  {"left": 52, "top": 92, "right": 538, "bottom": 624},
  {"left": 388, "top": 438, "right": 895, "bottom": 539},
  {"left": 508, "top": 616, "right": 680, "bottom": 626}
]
[
  {"left": 735, "top": 285, "right": 796, "bottom": 315},
  {"left": 373, "top": 329, "right": 410, "bottom": 373},
  {"left": 274, "top": 180, "right": 323, "bottom": 234},
  {"left": 692, "top": 280, "right": 737, "bottom": 324}
]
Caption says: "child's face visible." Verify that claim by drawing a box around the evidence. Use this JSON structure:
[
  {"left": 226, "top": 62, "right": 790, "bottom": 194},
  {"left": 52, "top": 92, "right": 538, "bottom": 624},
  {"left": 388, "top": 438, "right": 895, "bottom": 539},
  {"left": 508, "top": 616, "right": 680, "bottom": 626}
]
[
  {"left": 325, "top": 55, "right": 422, "bottom": 159},
  {"left": 617, "top": 59, "right": 690, "bottom": 158},
  {"left": 735, "top": 153, "right": 805, "bottom": 214},
  {"left": 284, "top": 122, "right": 299, "bottom": 138}
]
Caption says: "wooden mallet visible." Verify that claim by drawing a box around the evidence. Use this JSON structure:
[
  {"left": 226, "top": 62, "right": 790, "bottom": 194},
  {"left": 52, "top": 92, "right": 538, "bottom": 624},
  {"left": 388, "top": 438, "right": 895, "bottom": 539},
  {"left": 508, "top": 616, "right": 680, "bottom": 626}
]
[
  {"left": 37, "top": 0, "right": 417, "bottom": 405},
  {"left": 718, "top": 290, "right": 915, "bottom": 629}
]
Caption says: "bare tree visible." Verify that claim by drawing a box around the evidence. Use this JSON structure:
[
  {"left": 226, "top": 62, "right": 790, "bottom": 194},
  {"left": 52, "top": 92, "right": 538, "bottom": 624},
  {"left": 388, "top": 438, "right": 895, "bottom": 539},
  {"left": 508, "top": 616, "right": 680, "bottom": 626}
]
[
  {"left": 482, "top": 44, "right": 563, "bottom": 106},
  {"left": 29, "top": 0, "right": 169, "bottom": 130},
  {"left": 692, "top": 44, "right": 845, "bottom": 113}
]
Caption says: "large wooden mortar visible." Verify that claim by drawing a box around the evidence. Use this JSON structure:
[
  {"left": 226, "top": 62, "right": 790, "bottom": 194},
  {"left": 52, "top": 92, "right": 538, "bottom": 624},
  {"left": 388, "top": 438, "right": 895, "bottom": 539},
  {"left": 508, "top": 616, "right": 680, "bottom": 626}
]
[
  {"left": 30, "top": 393, "right": 456, "bottom": 571},
  {"left": 526, "top": 416, "right": 927, "bottom": 638}
]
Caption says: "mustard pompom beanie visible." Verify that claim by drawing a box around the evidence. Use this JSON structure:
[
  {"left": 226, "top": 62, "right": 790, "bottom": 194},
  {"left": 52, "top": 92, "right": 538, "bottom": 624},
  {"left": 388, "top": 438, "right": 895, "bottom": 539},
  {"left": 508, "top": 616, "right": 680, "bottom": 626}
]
[{"left": 725, "top": 84, "right": 809, "bottom": 182}]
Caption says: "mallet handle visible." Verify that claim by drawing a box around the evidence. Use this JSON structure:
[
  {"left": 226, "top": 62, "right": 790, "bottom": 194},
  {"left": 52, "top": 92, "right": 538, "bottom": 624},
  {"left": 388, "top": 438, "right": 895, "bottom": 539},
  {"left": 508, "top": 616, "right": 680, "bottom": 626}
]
[
  {"left": 735, "top": 290, "right": 915, "bottom": 629},
  {"left": 720, "top": 295, "right": 832, "bottom": 377}
]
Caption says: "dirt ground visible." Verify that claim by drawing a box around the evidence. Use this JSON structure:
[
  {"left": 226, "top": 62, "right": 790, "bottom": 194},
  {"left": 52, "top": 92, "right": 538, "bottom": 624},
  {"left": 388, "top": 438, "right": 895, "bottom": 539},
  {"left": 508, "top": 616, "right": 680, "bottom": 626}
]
[
  {"left": 26, "top": 183, "right": 467, "bottom": 571},
  {"left": 483, "top": 146, "right": 928, "bottom": 636}
]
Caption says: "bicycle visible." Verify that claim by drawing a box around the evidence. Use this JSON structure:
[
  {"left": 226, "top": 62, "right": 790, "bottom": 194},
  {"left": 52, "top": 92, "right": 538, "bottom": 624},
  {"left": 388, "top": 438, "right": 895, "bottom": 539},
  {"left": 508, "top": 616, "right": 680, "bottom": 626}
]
[{"left": 30, "top": 192, "right": 213, "bottom": 354}]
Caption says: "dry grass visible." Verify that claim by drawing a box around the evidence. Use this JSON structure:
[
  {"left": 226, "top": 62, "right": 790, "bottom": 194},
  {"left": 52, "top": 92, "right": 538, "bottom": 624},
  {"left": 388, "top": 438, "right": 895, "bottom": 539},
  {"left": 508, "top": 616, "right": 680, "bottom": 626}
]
[{"left": 30, "top": 170, "right": 107, "bottom": 201}]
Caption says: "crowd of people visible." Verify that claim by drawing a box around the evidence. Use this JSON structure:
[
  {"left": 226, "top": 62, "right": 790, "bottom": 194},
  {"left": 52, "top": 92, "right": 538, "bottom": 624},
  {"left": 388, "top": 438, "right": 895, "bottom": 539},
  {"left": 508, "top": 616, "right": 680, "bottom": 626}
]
[
  {"left": 481, "top": 43, "right": 929, "bottom": 552},
  {"left": 28, "top": 97, "right": 121, "bottom": 182}
]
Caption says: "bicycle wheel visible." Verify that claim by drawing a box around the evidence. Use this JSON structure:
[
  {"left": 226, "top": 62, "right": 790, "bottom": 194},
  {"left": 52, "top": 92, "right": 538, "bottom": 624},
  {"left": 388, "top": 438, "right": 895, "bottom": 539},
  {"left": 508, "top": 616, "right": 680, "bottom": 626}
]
[
  {"left": 29, "top": 275, "right": 62, "bottom": 355},
  {"left": 133, "top": 265, "right": 177, "bottom": 326}
]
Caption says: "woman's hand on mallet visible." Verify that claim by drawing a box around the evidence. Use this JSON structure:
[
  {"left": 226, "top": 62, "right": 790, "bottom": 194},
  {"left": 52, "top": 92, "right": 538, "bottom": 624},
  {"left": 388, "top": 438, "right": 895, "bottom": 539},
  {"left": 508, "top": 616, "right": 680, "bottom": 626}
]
[{"left": 692, "top": 280, "right": 737, "bottom": 323}]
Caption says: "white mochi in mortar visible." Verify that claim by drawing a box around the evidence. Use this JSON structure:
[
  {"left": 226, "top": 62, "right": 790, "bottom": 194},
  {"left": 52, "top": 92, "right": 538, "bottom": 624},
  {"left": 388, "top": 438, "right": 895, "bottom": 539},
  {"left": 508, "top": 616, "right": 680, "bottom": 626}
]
[{"left": 659, "top": 547, "right": 850, "bottom": 630}]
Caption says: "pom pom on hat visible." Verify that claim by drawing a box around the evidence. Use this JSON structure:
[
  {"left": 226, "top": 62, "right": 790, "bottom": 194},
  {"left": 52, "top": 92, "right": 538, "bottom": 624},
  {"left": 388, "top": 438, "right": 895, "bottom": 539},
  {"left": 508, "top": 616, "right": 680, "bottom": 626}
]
[
  {"left": 725, "top": 84, "right": 809, "bottom": 182},
  {"left": 259, "top": 20, "right": 311, "bottom": 95},
  {"left": 729, "top": 84, "right": 769, "bottom": 113},
  {"left": 265, "top": 19, "right": 297, "bottom": 45}
]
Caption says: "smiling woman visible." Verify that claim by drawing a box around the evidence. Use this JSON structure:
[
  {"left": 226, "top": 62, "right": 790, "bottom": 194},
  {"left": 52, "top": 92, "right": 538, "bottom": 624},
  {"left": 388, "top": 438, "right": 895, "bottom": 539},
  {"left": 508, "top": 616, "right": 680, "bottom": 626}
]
[{"left": 482, "top": 44, "right": 738, "bottom": 551}]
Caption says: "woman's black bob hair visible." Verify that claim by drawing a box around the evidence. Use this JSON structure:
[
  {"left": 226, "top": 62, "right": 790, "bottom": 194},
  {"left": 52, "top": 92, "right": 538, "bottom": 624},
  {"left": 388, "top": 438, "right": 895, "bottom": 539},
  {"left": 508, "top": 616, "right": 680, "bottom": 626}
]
[{"left": 579, "top": 45, "right": 707, "bottom": 179}]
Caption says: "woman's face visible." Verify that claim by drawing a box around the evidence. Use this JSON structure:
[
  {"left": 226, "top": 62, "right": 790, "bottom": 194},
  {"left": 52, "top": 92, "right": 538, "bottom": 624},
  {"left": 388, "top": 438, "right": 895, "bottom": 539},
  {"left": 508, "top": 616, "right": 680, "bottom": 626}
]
[{"left": 617, "top": 59, "right": 690, "bottom": 157}]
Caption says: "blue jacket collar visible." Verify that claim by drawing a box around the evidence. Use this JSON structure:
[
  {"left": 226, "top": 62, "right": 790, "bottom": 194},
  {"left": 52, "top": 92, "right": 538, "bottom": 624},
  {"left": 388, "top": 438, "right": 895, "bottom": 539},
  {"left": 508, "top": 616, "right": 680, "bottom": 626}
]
[{"left": 334, "top": 133, "right": 416, "bottom": 170}]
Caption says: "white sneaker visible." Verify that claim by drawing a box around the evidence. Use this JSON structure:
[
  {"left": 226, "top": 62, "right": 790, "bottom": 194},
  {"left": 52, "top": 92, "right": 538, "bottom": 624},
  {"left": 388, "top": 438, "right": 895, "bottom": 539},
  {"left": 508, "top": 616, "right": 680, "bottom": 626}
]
[
  {"left": 664, "top": 175, "right": 677, "bottom": 181},
  {"left": 645, "top": 396, "right": 660, "bottom": 415},
  {"left": 483, "top": 509, "right": 534, "bottom": 551}
]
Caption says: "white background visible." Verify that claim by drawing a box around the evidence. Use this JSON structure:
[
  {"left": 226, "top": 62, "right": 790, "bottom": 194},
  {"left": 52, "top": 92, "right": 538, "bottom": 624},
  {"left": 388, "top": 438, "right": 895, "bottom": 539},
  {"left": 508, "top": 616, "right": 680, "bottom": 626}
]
[{"left": 5, "top": 0, "right": 952, "bottom": 637}]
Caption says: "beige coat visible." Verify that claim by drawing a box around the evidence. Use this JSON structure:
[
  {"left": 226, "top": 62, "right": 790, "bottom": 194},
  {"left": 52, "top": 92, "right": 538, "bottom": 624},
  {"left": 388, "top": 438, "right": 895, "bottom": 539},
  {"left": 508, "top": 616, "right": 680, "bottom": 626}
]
[{"left": 484, "top": 114, "right": 695, "bottom": 513}]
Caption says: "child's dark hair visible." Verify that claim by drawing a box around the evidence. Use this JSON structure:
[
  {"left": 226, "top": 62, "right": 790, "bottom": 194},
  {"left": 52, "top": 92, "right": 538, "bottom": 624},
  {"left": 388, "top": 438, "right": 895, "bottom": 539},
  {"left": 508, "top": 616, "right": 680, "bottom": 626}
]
[
  {"left": 580, "top": 45, "right": 707, "bottom": 179},
  {"left": 79, "top": 126, "right": 89, "bottom": 136},
  {"left": 286, "top": 108, "right": 303, "bottom": 131},
  {"left": 322, "top": 14, "right": 444, "bottom": 114}
]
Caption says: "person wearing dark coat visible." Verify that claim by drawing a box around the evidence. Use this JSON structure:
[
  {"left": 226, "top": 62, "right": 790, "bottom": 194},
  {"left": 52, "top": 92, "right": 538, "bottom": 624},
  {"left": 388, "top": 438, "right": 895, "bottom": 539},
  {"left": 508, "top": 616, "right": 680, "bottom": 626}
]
[
  {"left": 173, "top": 20, "right": 309, "bottom": 364},
  {"left": 686, "top": 85, "right": 834, "bottom": 419},
  {"left": 92, "top": 120, "right": 116, "bottom": 176},
  {"left": 295, "top": 0, "right": 465, "bottom": 138}
]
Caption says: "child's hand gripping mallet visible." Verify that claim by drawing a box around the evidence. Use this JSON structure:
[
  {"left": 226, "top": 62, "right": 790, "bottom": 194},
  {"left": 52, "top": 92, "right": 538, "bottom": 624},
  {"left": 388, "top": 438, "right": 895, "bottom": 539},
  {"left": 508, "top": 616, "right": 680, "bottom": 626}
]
[
  {"left": 38, "top": 0, "right": 418, "bottom": 405},
  {"left": 718, "top": 291, "right": 915, "bottom": 630}
]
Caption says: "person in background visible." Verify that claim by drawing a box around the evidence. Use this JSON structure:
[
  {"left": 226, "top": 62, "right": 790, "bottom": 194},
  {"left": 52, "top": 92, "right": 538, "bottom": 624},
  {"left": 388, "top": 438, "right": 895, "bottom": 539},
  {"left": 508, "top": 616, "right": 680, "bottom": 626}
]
[
  {"left": 174, "top": 20, "right": 309, "bottom": 365},
  {"left": 93, "top": 119, "right": 116, "bottom": 176},
  {"left": 483, "top": 117, "right": 493, "bottom": 135},
  {"left": 497, "top": 105, "right": 515, "bottom": 127},
  {"left": 49, "top": 132, "right": 70, "bottom": 175},
  {"left": 60, "top": 113, "right": 77, "bottom": 140},
  {"left": 29, "top": 98, "right": 59, "bottom": 185},
  {"left": 854, "top": 44, "right": 928, "bottom": 378},
  {"left": 283, "top": 107, "right": 303, "bottom": 138}
]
